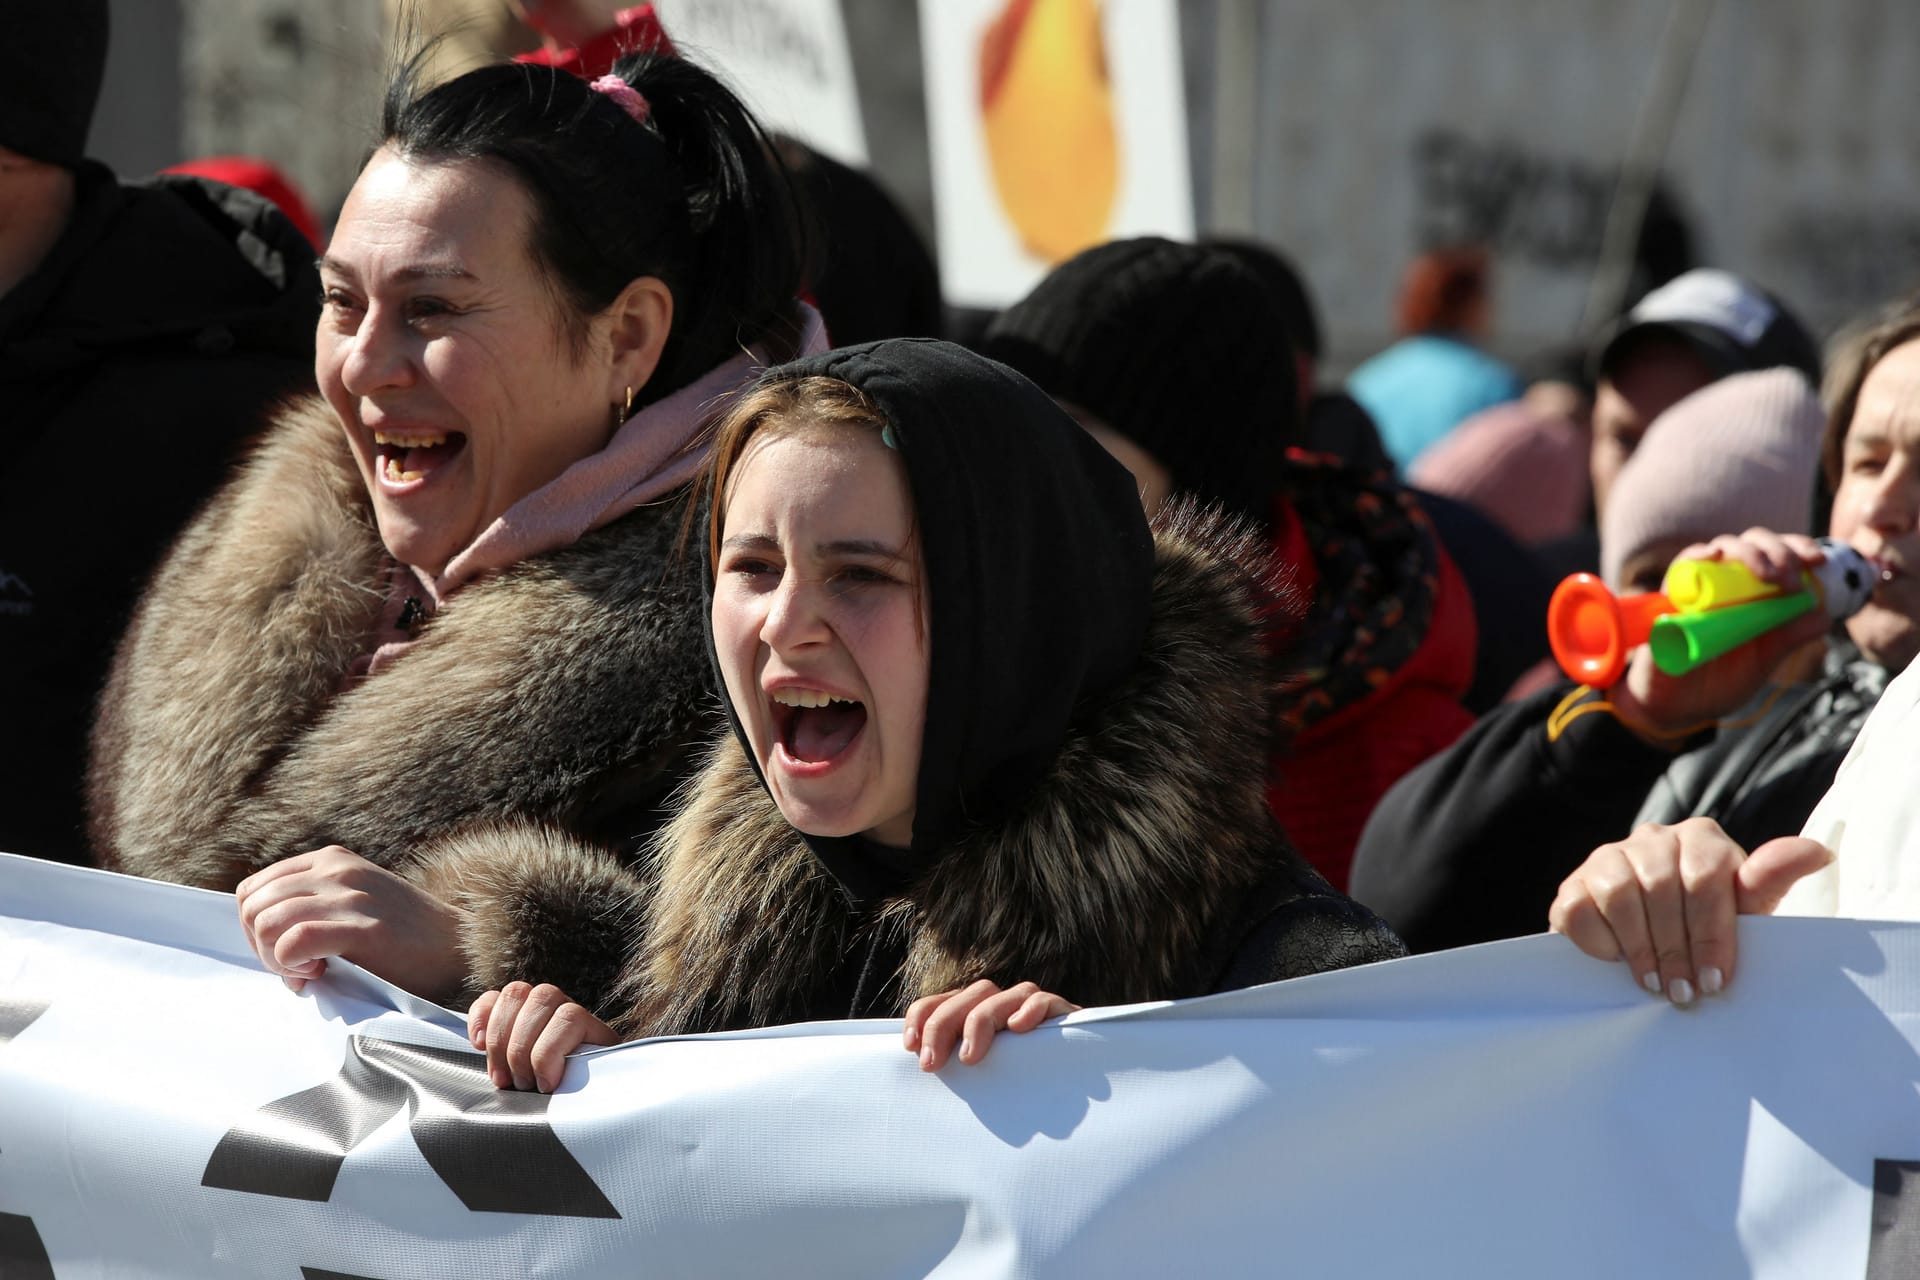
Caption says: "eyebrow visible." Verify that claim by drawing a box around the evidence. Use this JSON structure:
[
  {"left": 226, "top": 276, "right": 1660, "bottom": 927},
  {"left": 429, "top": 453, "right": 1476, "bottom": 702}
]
[
  {"left": 822, "top": 538, "right": 909, "bottom": 560},
  {"left": 719, "top": 533, "right": 907, "bottom": 560},
  {"left": 318, "top": 256, "right": 477, "bottom": 283}
]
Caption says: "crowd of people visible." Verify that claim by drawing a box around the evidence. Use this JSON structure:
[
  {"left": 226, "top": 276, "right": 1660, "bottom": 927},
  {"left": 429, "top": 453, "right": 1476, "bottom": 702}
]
[{"left": 6, "top": 2, "right": 1920, "bottom": 1095}]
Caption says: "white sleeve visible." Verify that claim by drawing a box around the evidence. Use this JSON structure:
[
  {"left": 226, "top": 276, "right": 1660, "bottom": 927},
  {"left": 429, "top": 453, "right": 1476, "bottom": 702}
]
[{"left": 1779, "top": 658, "right": 1920, "bottom": 919}]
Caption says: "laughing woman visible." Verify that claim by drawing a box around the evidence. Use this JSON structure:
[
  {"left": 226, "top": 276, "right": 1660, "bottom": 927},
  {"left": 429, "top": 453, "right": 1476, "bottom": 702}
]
[
  {"left": 470, "top": 339, "right": 1404, "bottom": 1094},
  {"left": 85, "top": 49, "right": 819, "bottom": 1012}
]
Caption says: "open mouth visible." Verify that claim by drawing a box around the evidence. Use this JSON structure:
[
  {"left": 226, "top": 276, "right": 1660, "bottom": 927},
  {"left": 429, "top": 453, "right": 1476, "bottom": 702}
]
[
  {"left": 373, "top": 429, "right": 468, "bottom": 487},
  {"left": 770, "top": 688, "right": 868, "bottom": 768}
]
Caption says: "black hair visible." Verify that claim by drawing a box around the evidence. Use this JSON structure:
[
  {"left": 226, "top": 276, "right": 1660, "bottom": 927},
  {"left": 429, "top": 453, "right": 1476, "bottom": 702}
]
[
  {"left": 379, "top": 48, "right": 813, "bottom": 405},
  {"left": 774, "top": 136, "right": 941, "bottom": 346}
]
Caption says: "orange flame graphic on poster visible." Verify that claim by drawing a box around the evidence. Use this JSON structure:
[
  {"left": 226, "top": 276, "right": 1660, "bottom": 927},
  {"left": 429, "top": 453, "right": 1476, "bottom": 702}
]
[{"left": 979, "top": 0, "right": 1120, "bottom": 263}]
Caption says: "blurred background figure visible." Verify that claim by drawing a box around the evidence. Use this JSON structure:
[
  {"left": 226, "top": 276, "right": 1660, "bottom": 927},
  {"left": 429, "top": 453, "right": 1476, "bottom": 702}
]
[
  {"left": 979, "top": 237, "right": 1288, "bottom": 523},
  {"left": 1346, "top": 245, "right": 1523, "bottom": 473},
  {"left": 1210, "top": 237, "right": 1393, "bottom": 474},
  {"left": 161, "top": 155, "right": 323, "bottom": 248},
  {"left": 1599, "top": 369, "right": 1825, "bottom": 595},
  {"left": 777, "top": 136, "right": 941, "bottom": 347},
  {"left": 1348, "top": 346, "right": 1903, "bottom": 954},
  {"left": 0, "top": 0, "right": 318, "bottom": 864},
  {"left": 1588, "top": 267, "right": 1822, "bottom": 520},
  {"left": 1409, "top": 379, "right": 1592, "bottom": 553},
  {"left": 980, "top": 236, "right": 1477, "bottom": 890},
  {"left": 1205, "top": 234, "right": 1556, "bottom": 712},
  {"left": 379, "top": 0, "right": 670, "bottom": 80}
]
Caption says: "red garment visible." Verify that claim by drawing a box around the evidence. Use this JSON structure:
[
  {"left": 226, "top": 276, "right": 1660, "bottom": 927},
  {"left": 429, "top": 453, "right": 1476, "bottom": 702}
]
[
  {"left": 514, "top": 5, "right": 674, "bottom": 79},
  {"left": 161, "top": 157, "right": 322, "bottom": 248},
  {"left": 1266, "top": 494, "right": 1478, "bottom": 890}
]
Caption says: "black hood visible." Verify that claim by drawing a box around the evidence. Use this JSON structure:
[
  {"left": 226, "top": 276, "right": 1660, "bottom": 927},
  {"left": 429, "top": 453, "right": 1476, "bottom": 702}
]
[{"left": 704, "top": 337, "right": 1156, "bottom": 901}]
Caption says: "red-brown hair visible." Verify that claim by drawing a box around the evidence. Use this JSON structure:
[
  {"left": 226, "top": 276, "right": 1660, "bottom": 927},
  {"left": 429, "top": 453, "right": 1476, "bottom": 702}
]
[{"left": 1397, "top": 245, "right": 1491, "bottom": 336}]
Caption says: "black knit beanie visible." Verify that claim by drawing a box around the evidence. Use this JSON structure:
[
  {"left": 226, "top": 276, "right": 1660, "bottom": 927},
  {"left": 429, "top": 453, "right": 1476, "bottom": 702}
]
[
  {"left": 0, "top": 0, "right": 109, "bottom": 167},
  {"left": 1210, "top": 236, "right": 1322, "bottom": 362},
  {"left": 977, "top": 236, "right": 1298, "bottom": 526}
]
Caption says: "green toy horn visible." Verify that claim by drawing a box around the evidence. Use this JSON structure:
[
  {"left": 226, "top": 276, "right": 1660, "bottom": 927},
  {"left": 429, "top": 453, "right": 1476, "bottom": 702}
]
[{"left": 1647, "top": 591, "right": 1817, "bottom": 677}]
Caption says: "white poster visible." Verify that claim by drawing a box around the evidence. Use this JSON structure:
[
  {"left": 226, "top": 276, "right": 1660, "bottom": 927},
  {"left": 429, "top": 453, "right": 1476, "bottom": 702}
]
[
  {"left": 919, "top": 0, "right": 1194, "bottom": 309},
  {"left": 661, "top": 0, "right": 868, "bottom": 165},
  {"left": 3, "top": 848, "right": 1920, "bottom": 1276}
]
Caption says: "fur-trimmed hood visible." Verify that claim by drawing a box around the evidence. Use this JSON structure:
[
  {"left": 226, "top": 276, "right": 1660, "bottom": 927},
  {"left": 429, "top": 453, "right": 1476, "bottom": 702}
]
[
  {"left": 610, "top": 503, "right": 1402, "bottom": 1036},
  {"left": 87, "top": 395, "right": 717, "bottom": 1005}
]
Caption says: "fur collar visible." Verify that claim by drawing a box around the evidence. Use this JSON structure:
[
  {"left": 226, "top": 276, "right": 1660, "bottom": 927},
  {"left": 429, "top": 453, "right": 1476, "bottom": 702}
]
[
  {"left": 89, "top": 395, "right": 716, "bottom": 889},
  {"left": 615, "top": 502, "right": 1309, "bottom": 1036}
]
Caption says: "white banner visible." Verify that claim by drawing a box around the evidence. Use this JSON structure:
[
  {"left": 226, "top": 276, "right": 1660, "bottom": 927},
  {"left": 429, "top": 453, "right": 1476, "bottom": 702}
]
[
  {"left": 3, "top": 849, "right": 1919, "bottom": 1277},
  {"left": 662, "top": 0, "right": 868, "bottom": 165},
  {"left": 919, "top": 0, "right": 1193, "bottom": 309}
]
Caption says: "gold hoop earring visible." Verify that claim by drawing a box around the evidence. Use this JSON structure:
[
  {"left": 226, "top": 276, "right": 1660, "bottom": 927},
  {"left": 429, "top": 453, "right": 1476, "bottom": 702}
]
[{"left": 611, "top": 385, "right": 635, "bottom": 432}]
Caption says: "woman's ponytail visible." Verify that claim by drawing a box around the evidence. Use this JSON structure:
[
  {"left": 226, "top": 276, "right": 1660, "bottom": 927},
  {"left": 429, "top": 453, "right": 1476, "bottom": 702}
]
[{"left": 617, "top": 50, "right": 817, "bottom": 397}]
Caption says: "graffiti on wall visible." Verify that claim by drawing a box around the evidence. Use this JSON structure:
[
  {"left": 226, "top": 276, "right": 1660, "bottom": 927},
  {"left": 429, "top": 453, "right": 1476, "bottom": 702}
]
[
  {"left": 1766, "top": 208, "right": 1920, "bottom": 329},
  {"left": 1413, "top": 128, "right": 1616, "bottom": 266}
]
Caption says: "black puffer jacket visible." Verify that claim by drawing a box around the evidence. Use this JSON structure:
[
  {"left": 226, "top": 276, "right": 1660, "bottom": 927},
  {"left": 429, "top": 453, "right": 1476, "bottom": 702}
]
[
  {"left": 0, "top": 161, "right": 318, "bottom": 864},
  {"left": 1348, "top": 636, "right": 1889, "bottom": 953}
]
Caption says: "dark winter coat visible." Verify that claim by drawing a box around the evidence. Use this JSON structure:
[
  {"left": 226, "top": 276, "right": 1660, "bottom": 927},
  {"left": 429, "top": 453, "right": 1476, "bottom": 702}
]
[
  {"left": 86, "top": 395, "right": 718, "bottom": 1009},
  {"left": 1348, "top": 636, "right": 1889, "bottom": 953},
  {"left": 0, "top": 163, "right": 318, "bottom": 864}
]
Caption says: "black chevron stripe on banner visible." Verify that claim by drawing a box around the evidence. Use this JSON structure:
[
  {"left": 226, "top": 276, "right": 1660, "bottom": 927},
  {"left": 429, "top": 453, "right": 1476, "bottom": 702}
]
[
  {"left": 203, "top": 1034, "right": 619, "bottom": 1218},
  {"left": 0, "top": 1211, "right": 55, "bottom": 1280}
]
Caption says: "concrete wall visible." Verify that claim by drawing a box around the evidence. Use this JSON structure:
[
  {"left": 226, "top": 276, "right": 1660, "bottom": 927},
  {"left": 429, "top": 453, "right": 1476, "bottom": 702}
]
[
  {"left": 178, "top": 0, "right": 386, "bottom": 224},
  {"left": 89, "top": 0, "right": 184, "bottom": 179},
  {"left": 89, "top": 0, "right": 382, "bottom": 225},
  {"left": 1200, "top": 0, "right": 1920, "bottom": 367},
  {"left": 97, "top": 0, "right": 1920, "bottom": 368}
]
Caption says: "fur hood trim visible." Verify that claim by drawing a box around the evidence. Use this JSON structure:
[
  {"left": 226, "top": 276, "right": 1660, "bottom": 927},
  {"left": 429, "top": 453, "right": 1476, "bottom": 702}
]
[{"left": 615, "top": 501, "right": 1311, "bottom": 1035}]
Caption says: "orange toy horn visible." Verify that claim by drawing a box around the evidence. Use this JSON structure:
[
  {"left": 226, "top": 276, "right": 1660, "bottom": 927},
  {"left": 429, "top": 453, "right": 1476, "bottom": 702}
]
[{"left": 1546, "top": 574, "right": 1676, "bottom": 688}]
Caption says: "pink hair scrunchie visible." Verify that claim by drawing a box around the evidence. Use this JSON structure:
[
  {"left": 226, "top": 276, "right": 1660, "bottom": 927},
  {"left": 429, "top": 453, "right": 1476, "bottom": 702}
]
[{"left": 589, "top": 74, "right": 650, "bottom": 125}]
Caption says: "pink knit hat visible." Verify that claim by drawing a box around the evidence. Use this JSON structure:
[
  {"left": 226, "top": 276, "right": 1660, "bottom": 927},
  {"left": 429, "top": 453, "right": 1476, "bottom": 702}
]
[
  {"left": 1600, "top": 368, "right": 1826, "bottom": 590},
  {"left": 1408, "top": 399, "right": 1589, "bottom": 545}
]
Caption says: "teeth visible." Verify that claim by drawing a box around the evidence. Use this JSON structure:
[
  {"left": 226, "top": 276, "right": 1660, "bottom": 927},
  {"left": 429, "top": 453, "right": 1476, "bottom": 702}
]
[
  {"left": 372, "top": 430, "right": 448, "bottom": 448},
  {"left": 383, "top": 456, "right": 425, "bottom": 484},
  {"left": 770, "top": 689, "right": 855, "bottom": 709}
]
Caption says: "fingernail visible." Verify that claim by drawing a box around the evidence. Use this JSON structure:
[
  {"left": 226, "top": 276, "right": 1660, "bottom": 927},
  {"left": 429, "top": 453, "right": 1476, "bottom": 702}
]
[
  {"left": 512, "top": 1075, "right": 531, "bottom": 1092},
  {"left": 903, "top": 1026, "right": 918, "bottom": 1051},
  {"left": 537, "top": 1076, "right": 553, "bottom": 1095},
  {"left": 1700, "top": 967, "right": 1724, "bottom": 995},
  {"left": 1641, "top": 971, "right": 1662, "bottom": 996},
  {"left": 919, "top": 1048, "right": 934, "bottom": 1070},
  {"left": 959, "top": 1038, "right": 973, "bottom": 1062},
  {"left": 491, "top": 1069, "right": 509, "bottom": 1089},
  {"left": 1668, "top": 978, "right": 1695, "bottom": 1007}
]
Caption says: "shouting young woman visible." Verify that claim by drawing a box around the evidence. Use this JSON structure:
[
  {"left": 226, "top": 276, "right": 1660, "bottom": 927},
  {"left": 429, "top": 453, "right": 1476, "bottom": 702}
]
[{"left": 469, "top": 339, "right": 1404, "bottom": 1093}]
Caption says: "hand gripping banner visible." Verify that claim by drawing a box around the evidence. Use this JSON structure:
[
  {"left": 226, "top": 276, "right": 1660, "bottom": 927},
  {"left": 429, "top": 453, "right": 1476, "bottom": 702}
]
[{"left": 4, "top": 849, "right": 1920, "bottom": 1277}]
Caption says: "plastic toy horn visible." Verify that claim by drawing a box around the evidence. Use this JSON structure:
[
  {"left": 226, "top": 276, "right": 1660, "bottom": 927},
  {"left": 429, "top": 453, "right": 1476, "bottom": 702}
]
[{"left": 1547, "top": 538, "right": 1879, "bottom": 687}]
